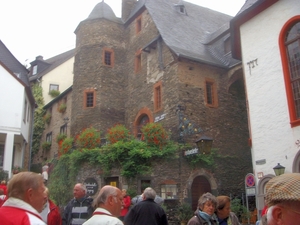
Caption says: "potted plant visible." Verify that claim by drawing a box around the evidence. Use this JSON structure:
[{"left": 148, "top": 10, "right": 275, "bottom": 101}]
[
  {"left": 12, "top": 166, "right": 22, "bottom": 174},
  {"left": 49, "top": 89, "right": 60, "bottom": 97},
  {"left": 176, "top": 202, "right": 193, "bottom": 225},
  {"left": 231, "top": 197, "right": 251, "bottom": 223},
  {"left": 56, "top": 133, "right": 67, "bottom": 143},
  {"left": 42, "top": 141, "right": 51, "bottom": 151},
  {"left": 58, "top": 103, "right": 67, "bottom": 113},
  {"left": 43, "top": 113, "right": 51, "bottom": 124}
]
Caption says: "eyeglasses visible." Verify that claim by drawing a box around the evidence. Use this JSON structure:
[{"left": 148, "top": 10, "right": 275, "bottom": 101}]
[{"left": 286, "top": 208, "right": 300, "bottom": 216}]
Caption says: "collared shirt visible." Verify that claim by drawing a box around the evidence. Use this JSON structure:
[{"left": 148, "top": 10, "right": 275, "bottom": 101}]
[{"left": 83, "top": 208, "right": 123, "bottom": 225}]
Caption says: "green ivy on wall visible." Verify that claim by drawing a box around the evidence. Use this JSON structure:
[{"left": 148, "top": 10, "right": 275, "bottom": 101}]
[
  {"left": 31, "top": 84, "right": 45, "bottom": 156},
  {"left": 48, "top": 123, "right": 178, "bottom": 206}
]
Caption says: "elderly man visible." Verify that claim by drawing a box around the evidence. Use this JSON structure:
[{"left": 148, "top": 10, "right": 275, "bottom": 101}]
[
  {"left": 83, "top": 185, "right": 124, "bottom": 225},
  {"left": 124, "top": 187, "right": 168, "bottom": 225},
  {"left": 266, "top": 173, "right": 300, "bottom": 225},
  {"left": 62, "top": 183, "right": 94, "bottom": 225},
  {"left": 0, "top": 171, "right": 47, "bottom": 224}
]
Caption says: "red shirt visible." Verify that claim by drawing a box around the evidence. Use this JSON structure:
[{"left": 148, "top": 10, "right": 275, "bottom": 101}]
[{"left": 121, "top": 195, "right": 131, "bottom": 217}]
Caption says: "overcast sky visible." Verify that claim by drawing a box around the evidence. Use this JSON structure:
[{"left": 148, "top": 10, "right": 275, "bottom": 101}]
[{"left": 0, "top": 0, "right": 245, "bottom": 66}]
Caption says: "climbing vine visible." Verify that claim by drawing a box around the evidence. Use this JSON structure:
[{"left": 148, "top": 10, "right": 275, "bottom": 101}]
[
  {"left": 48, "top": 123, "right": 178, "bottom": 205},
  {"left": 31, "top": 84, "right": 45, "bottom": 157}
]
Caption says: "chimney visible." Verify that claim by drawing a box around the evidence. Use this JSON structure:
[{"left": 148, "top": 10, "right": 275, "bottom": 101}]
[
  {"left": 36, "top": 55, "right": 44, "bottom": 61},
  {"left": 122, "top": 0, "right": 136, "bottom": 22}
]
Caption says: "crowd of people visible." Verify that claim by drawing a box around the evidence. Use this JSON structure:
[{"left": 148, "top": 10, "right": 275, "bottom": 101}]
[{"left": 0, "top": 171, "right": 299, "bottom": 225}]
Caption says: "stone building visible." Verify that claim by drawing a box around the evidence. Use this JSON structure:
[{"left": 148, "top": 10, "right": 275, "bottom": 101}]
[
  {"left": 71, "top": 0, "right": 252, "bottom": 211},
  {"left": 32, "top": 86, "right": 72, "bottom": 164}
]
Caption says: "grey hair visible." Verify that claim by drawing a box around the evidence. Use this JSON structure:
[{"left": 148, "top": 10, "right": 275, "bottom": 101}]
[
  {"left": 77, "top": 183, "right": 87, "bottom": 193},
  {"left": 93, "top": 185, "right": 118, "bottom": 208},
  {"left": 8, "top": 172, "right": 44, "bottom": 199},
  {"left": 143, "top": 187, "right": 156, "bottom": 200},
  {"left": 198, "top": 192, "right": 217, "bottom": 209}
]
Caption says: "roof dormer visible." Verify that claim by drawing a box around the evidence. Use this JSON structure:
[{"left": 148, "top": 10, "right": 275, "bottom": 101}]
[{"left": 174, "top": 1, "right": 186, "bottom": 15}]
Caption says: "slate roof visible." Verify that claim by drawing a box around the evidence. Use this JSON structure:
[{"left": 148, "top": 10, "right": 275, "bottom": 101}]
[
  {"left": 0, "top": 39, "right": 30, "bottom": 86},
  {"left": 126, "top": 0, "right": 240, "bottom": 68},
  {"left": 0, "top": 39, "right": 35, "bottom": 106},
  {"left": 84, "top": 1, "right": 123, "bottom": 24},
  {"left": 236, "top": 0, "right": 259, "bottom": 15},
  {"left": 29, "top": 48, "right": 75, "bottom": 82}
]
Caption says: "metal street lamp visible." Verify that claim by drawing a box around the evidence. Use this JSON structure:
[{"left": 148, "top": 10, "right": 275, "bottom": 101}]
[
  {"left": 273, "top": 163, "right": 285, "bottom": 176},
  {"left": 195, "top": 135, "right": 213, "bottom": 154}
]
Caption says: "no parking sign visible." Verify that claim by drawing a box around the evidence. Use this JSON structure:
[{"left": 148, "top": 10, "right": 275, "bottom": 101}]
[{"left": 245, "top": 173, "right": 256, "bottom": 196}]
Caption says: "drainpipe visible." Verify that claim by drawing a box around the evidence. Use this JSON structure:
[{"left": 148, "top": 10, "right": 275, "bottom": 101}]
[{"left": 28, "top": 106, "right": 35, "bottom": 171}]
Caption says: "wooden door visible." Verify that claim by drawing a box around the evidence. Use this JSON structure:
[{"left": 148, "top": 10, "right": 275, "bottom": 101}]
[{"left": 191, "top": 176, "right": 211, "bottom": 211}]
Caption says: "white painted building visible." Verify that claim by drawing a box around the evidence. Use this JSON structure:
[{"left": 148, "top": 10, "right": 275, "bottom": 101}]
[
  {"left": 28, "top": 49, "right": 75, "bottom": 105},
  {"left": 231, "top": 0, "right": 300, "bottom": 215},
  {"left": 0, "top": 40, "right": 35, "bottom": 178}
]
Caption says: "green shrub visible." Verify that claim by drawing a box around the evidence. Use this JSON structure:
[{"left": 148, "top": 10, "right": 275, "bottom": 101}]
[
  {"left": 58, "top": 103, "right": 67, "bottom": 113},
  {"left": 56, "top": 133, "right": 67, "bottom": 143},
  {"left": 49, "top": 89, "right": 60, "bottom": 97},
  {"left": 76, "top": 127, "right": 101, "bottom": 149},
  {"left": 42, "top": 141, "right": 51, "bottom": 151},
  {"left": 43, "top": 113, "right": 51, "bottom": 124},
  {"left": 106, "top": 124, "right": 131, "bottom": 144}
]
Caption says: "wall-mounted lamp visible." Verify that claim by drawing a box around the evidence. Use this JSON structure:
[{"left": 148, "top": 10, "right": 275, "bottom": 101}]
[
  {"left": 273, "top": 163, "right": 285, "bottom": 176},
  {"left": 63, "top": 117, "right": 69, "bottom": 124},
  {"left": 195, "top": 135, "right": 213, "bottom": 154}
]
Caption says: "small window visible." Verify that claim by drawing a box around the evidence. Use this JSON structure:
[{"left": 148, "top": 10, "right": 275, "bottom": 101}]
[
  {"left": 136, "top": 15, "right": 142, "bottom": 34},
  {"left": 224, "top": 37, "right": 231, "bottom": 54},
  {"left": 154, "top": 81, "right": 162, "bottom": 112},
  {"left": 49, "top": 84, "right": 59, "bottom": 91},
  {"left": 60, "top": 124, "right": 67, "bottom": 134},
  {"left": 84, "top": 89, "right": 96, "bottom": 108},
  {"left": 23, "top": 99, "right": 27, "bottom": 122},
  {"left": 161, "top": 183, "right": 178, "bottom": 199},
  {"left": 0, "top": 145, "right": 4, "bottom": 167},
  {"left": 103, "top": 48, "right": 114, "bottom": 67},
  {"left": 27, "top": 104, "right": 30, "bottom": 122},
  {"left": 205, "top": 78, "right": 218, "bottom": 107},
  {"left": 46, "top": 132, "right": 52, "bottom": 143},
  {"left": 32, "top": 65, "right": 38, "bottom": 75},
  {"left": 179, "top": 5, "right": 185, "bottom": 14},
  {"left": 135, "top": 49, "right": 142, "bottom": 74}
]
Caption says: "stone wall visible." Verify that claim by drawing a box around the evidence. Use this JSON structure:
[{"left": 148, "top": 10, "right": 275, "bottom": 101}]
[{"left": 69, "top": 2, "right": 252, "bottom": 209}]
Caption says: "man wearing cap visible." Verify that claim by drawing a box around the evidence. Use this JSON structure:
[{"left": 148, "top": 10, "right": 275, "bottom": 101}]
[{"left": 265, "top": 173, "right": 300, "bottom": 225}]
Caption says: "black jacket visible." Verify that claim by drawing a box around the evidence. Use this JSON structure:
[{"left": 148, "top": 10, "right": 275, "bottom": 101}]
[{"left": 124, "top": 199, "right": 168, "bottom": 225}]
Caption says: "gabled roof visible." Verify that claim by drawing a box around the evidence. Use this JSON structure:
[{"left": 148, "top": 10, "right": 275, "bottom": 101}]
[
  {"left": 0, "top": 39, "right": 30, "bottom": 85},
  {"left": 0, "top": 39, "right": 35, "bottom": 106},
  {"left": 29, "top": 48, "right": 75, "bottom": 82},
  {"left": 126, "top": 0, "right": 239, "bottom": 68}
]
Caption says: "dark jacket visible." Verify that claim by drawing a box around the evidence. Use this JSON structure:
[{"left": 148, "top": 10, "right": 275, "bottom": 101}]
[
  {"left": 124, "top": 198, "right": 168, "bottom": 225},
  {"left": 187, "top": 209, "right": 218, "bottom": 225},
  {"left": 62, "top": 196, "right": 94, "bottom": 225},
  {"left": 217, "top": 212, "right": 240, "bottom": 225}
]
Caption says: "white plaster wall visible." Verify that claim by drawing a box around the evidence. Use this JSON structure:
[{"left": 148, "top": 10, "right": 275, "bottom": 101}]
[
  {"left": 20, "top": 92, "right": 32, "bottom": 143},
  {"left": 0, "top": 65, "right": 24, "bottom": 132},
  {"left": 240, "top": 0, "right": 300, "bottom": 179},
  {"left": 42, "top": 57, "right": 74, "bottom": 104}
]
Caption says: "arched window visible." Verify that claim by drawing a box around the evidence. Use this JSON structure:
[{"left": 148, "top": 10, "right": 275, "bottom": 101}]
[
  {"left": 280, "top": 16, "right": 300, "bottom": 127},
  {"left": 136, "top": 115, "right": 149, "bottom": 139}
]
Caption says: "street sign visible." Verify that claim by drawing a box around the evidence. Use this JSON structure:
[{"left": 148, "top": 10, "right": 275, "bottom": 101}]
[
  {"left": 245, "top": 173, "right": 255, "bottom": 187},
  {"left": 246, "top": 187, "right": 256, "bottom": 196}
]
